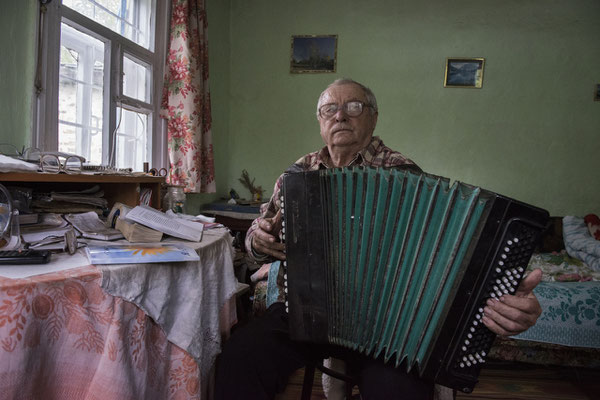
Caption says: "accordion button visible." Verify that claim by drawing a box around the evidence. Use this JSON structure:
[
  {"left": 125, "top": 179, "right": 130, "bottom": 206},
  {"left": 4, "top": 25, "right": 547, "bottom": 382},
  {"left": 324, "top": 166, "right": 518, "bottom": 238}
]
[
  {"left": 498, "top": 260, "right": 504, "bottom": 266},
  {"left": 495, "top": 268, "right": 502, "bottom": 274},
  {"left": 517, "top": 266, "right": 524, "bottom": 273},
  {"left": 284, "top": 273, "right": 287, "bottom": 279},
  {"left": 466, "top": 361, "right": 471, "bottom": 367},
  {"left": 501, "top": 254, "right": 507, "bottom": 259},
  {"left": 504, "top": 247, "right": 510, "bottom": 252},
  {"left": 462, "top": 346, "right": 467, "bottom": 352},
  {"left": 460, "top": 363, "right": 465, "bottom": 368},
  {"left": 507, "top": 240, "right": 513, "bottom": 245},
  {"left": 514, "top": 238, "right": 519, "bottom": 243}
]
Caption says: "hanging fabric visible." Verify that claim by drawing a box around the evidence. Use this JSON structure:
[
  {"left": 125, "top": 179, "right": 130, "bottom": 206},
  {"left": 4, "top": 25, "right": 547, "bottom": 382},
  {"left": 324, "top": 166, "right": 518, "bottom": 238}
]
[{"left": 161, "top": 0, "right": 216, "bottom": 193}]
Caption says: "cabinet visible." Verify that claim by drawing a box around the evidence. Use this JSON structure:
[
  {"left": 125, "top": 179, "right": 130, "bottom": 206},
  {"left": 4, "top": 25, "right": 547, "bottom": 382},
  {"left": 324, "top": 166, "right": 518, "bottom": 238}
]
[{"left": 0, "top": 172, "right": 165, "bottom": 209}]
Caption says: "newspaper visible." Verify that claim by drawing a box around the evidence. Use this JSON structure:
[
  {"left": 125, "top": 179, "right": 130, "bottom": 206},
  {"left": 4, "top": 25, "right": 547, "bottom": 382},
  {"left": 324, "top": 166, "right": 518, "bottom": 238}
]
[{"left": 123, "top": 205, "right": 204, "bottom": 242}]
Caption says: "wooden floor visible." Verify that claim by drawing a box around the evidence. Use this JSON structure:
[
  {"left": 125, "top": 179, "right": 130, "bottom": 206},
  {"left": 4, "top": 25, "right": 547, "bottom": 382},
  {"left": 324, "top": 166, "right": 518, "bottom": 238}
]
[{"left": 276, "top": 362, "right": 600, "bottom": 400}]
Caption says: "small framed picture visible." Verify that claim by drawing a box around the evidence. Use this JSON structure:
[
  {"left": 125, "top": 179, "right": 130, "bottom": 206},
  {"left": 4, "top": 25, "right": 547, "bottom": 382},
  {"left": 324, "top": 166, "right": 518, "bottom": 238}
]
[
  {"left": 290, "top": 35, "right": 337, "bottom": 74},
  {"left": 444, "top": 58, "right": 485, "bottom": 88},
  {"left": 594, "top": 84, "right": 600, "bottom": 101}
]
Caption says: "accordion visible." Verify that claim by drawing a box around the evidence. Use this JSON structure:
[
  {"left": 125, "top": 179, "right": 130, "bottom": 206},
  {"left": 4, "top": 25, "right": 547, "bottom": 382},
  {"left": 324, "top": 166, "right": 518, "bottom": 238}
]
[{"left": 280, "top": 166, "right": 549, "bottom": 393}]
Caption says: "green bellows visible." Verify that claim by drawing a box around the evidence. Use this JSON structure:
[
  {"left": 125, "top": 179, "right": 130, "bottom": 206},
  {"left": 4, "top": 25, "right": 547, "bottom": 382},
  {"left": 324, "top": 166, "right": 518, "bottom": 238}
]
[{"left": 320, "top": 167, "right": 487, "bottom": 370}]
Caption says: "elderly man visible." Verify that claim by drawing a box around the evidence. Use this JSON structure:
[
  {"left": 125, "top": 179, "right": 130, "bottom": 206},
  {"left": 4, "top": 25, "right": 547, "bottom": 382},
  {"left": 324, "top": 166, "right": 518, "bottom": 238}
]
[{"left": 215, "top": 78, "right": 542, "bottom": 400}]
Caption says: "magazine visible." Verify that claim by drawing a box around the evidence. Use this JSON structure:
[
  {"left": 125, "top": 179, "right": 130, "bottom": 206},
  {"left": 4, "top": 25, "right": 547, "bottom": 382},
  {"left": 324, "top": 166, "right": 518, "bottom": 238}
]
[{"left": 85, "top": 243, "right": 200, "bottom": 265}]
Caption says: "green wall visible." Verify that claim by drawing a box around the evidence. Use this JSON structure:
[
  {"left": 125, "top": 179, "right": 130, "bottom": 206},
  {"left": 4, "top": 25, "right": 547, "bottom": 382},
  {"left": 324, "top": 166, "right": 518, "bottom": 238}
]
[
  {"left": 1, "top": 1, "right": 599, "bottom": 217},
  {"left": 198, "top": 0, "right": 600, "bottom": 217},
  {"left": 0, "top": 0, "right": 37, "bottom": 149}
]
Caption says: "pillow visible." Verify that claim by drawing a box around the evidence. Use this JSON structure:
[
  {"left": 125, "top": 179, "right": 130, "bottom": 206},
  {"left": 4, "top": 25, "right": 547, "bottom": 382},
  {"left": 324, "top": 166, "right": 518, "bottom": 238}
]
[{"left": 563, "top": 216, "right": 600, "bottom": 271}]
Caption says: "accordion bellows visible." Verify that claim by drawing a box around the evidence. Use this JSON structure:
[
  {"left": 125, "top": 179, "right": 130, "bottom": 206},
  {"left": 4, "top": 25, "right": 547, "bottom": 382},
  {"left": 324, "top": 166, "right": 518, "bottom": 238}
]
[{"left": 281, "top": 167, "right": 549, "bottom": 392}]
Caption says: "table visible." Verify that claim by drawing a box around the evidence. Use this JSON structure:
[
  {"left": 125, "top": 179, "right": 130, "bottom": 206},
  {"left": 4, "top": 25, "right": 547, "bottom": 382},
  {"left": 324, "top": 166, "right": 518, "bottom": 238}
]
[
  {"left": 0, "top": 228, "right": 238, "bottom": 400},
  {"left": 202, "top": 202, "right": 261, "bottom": 250}
]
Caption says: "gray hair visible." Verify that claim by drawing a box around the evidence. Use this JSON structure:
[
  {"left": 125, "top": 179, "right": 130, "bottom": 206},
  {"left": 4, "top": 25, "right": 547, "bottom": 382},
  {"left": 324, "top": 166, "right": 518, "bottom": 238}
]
[{"left": 316, "top": 78, "right": 378, "bottom": 118}]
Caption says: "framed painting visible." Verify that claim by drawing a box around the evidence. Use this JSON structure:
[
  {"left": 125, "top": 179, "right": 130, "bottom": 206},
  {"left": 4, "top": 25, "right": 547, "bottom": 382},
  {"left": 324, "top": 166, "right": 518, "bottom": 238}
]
[
  {"left": 444, "top": 58, "right": 485, "bottom": 88},
  {"left": 290, "top": 35, "right": 337, "bottom": 73}
]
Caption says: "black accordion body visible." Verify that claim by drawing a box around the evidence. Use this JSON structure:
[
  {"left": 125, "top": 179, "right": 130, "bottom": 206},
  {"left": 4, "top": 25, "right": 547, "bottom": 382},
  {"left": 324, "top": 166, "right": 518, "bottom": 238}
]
[{"left": 280, "top": 166, "right": 549, "bottom": 393}]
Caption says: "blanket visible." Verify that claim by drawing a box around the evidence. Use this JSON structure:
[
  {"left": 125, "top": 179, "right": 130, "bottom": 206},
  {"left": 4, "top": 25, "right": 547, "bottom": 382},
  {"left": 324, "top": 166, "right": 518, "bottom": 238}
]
[{"left": 563, "top": 216, "right": 600, "bottom": 271}]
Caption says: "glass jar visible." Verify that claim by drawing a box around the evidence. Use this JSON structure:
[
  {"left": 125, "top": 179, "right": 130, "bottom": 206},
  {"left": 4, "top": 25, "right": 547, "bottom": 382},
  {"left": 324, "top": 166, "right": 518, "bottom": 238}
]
[{"left": 163, "top": 185, "right": 187, "bottom": 214}]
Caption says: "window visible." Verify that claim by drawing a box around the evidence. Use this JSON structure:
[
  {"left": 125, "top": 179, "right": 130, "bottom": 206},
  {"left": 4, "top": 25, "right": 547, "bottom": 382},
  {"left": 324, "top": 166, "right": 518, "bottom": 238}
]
[{"left": 35, "top": 0, "right": 169, "bottom": 171}]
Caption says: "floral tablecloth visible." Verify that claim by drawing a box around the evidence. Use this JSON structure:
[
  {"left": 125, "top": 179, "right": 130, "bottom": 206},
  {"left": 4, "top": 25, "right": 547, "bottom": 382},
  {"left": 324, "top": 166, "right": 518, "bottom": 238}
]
[{"left": 0, "top": 265, "right": 233, "bottom": 400}]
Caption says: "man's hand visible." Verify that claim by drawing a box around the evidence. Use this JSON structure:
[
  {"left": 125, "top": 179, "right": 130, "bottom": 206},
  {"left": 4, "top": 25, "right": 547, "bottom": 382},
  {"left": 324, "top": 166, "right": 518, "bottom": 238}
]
[
  {"left": 251, "top": 210, "right": 286, "bottom": 260},
  {"left": 482, "top": 268, "right": 543, "bottom": 337}
]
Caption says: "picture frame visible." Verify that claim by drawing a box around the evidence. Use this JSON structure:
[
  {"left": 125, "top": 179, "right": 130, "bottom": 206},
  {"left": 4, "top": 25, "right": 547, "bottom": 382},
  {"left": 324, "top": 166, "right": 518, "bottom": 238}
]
[
  {"left": 444, "top": 58, "right": 485, "bottom": 88},
  {"left": 290, "top": 35, "right": 337, "bottom": 74},
  {"left": 594, "top": 84, "right": 600, "bottom": 101}
]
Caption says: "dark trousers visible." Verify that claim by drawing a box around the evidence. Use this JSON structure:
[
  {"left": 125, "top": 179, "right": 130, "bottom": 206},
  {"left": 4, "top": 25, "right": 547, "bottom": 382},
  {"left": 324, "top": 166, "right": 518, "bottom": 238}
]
[{"left": 215, "top": 302, "right": 433, "bottom": 400}]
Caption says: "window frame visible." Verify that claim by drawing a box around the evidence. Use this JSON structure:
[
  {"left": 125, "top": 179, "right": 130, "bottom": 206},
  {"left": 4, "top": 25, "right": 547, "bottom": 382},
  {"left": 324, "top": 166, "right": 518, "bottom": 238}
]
[{"left": 34, "top": 0, "right": 170, "bottom": 170}]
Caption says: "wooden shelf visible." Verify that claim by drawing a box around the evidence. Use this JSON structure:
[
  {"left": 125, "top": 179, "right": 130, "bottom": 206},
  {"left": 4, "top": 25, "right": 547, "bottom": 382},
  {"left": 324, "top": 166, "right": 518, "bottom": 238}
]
[{"left": 0, "top": 172, "right": 165, "bottom": 209}]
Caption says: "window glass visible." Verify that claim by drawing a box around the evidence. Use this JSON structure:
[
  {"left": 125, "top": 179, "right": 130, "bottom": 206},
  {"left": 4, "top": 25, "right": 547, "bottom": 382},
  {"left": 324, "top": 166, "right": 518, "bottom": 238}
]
[
  {"left": 62, "top": 0, "right": 153, "bottom": 49},
  {"left": 116, "top": 107, "right": 149, "bottom": 171},
  {"left": 123, "top": 54, "right": 152, "bottom": 103},
  {"left": 58, "top": 23, "right": 104, "bottom": 165}
]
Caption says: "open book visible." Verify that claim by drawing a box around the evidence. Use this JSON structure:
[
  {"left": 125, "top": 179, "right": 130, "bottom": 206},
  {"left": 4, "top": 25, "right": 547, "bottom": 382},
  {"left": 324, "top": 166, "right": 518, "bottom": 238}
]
[{"left": 123, "top": 205, "right": 204, "bottom": 242}]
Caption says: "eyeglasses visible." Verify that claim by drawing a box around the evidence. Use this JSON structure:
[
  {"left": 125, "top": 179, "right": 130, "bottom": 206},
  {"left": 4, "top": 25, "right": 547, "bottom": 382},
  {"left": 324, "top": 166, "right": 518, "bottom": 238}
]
[
  {"left": 39, "top": 153, "right": 85, "bottom": 174},
  {"left": 318, "top": 101, "right": 373, "bottom": 119}
]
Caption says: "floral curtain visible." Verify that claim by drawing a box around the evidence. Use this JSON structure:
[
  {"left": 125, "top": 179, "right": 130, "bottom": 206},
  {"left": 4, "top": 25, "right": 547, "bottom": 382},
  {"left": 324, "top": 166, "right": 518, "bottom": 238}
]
[{"left": 161, "top": 0, "right": 215, "bottom": 193}]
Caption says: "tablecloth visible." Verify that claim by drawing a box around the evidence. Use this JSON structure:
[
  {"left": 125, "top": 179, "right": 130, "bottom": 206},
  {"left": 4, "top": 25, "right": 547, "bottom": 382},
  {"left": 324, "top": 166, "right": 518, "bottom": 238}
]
[
  {"left": 0, "top": 266, "right": 201, "bottom": 399},
  {"left": 99, "top": 228, "right": 239, "bottom": 396}
]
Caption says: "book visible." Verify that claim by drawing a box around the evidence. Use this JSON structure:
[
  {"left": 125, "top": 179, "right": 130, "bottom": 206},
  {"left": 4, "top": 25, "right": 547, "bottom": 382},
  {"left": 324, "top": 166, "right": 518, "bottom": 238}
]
[
  {"left": 85, "top": 243, "right": 200, "bottom": 265},
  {"left": 123, "top": 205, "right": 204, "bottom": 242},
  {"left": 115, "top": 217, "right": 163, "bottom": 242},
  {"left": 64, "top": 211, "right": 124, "bottom": 241}
]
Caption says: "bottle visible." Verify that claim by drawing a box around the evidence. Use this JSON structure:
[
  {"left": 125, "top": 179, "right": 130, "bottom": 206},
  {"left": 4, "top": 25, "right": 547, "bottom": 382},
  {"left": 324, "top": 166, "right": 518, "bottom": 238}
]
[{"left": 163, "top": 185, "right": 187, "bottom": 214}]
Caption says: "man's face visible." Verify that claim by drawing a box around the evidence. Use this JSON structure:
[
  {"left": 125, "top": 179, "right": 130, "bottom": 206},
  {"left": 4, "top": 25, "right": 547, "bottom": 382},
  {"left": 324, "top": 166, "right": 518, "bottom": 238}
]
[{"left": 318, "top": 83, "right": 378, "bottom": 152}]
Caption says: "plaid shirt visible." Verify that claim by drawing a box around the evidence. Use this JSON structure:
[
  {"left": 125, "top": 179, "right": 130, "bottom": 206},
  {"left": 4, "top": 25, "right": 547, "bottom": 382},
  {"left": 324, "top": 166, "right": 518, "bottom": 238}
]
[{"left": 245, "top": 136, "right": 418, "bottom": 261}]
